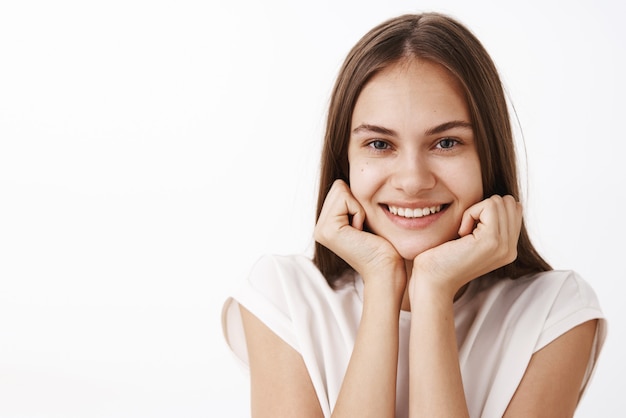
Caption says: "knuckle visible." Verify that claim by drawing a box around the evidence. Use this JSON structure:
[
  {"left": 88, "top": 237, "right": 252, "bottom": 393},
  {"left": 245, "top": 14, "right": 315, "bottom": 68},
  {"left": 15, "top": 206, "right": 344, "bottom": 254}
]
[
  {"left": 502, "top": 194, "right": 515, "bottom": 203},
  {"left": 490, "top": 194, "right": 503, "bottom": 204},
  {"left": 331, "top": 178, "right": 347, "bottom": 192}
]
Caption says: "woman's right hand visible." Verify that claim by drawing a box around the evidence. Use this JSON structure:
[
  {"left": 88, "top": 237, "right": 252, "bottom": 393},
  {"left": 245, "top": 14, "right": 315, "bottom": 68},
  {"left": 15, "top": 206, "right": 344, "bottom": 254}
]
[
  {"left": 314, "top": 180, "right": 406, "bottom": 290},
  {"left": 314, "top": 180, "right": 405, "bottom": 417}
]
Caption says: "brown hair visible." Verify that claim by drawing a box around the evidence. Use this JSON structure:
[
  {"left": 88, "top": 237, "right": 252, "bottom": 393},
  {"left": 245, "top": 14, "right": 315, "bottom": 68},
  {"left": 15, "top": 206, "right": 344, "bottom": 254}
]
[{"left": 313, "top": 12, "right": 551, "bottom": 286}]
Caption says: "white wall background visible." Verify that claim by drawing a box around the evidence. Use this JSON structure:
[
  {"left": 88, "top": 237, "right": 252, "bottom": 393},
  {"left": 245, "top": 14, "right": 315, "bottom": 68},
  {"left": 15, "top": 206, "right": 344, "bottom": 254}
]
[{"left": 0, "top": 0, "right": 623, "bottom": 416}]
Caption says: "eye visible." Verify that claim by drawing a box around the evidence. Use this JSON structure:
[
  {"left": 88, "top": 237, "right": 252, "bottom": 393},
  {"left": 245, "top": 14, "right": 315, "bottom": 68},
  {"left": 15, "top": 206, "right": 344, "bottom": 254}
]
[
  {"left": 436, "top": 138, "right": 459, "bottom": 149},
  {"left": 367, "top": 140, "right": 390, "bottom": 151}
]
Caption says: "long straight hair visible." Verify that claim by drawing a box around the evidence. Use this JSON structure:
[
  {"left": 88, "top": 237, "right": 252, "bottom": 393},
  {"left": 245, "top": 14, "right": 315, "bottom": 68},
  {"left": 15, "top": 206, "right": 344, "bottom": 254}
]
[{"left": 313, "top": 13, "right": 551, "bottom": 286}]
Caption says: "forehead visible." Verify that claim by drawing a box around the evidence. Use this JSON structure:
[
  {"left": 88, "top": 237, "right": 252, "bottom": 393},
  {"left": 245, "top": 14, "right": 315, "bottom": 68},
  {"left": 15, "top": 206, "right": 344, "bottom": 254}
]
[
  {"left": 372, "top": 58, "right": 463, "bottom": 89},
  {"left": 352, "top": 58, "right": 470, "bottom": 130}
]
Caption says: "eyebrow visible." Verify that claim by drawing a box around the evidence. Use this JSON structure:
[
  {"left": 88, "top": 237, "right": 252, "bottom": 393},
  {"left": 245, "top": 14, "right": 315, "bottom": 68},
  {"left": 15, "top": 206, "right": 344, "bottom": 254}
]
[
  {"left": 351, "top": 123, "right": 398, "bottom": 136},
  {"left": 424, "top": 120, "right": 473, "bottom": 136},
  {"left": 352, "top": 120, "right": 473, "bottom": 137}
]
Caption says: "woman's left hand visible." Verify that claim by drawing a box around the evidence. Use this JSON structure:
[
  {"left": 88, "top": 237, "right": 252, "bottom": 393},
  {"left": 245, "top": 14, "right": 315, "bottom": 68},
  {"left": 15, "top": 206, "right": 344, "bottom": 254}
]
[{"left": 409, "top": 195, "right": 523, "bottom": 300}]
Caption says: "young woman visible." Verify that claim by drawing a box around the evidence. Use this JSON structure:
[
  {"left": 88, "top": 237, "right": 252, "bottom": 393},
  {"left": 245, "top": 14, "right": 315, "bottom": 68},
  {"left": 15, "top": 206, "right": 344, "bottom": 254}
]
[{"left": 222, "top": 13, "right": 606, "bottom": 417}]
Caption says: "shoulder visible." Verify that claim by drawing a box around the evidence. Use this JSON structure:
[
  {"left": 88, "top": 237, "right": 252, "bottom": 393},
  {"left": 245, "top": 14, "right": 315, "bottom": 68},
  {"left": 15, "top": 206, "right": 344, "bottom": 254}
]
[
  {"left": 234, "top": 254, "right": 359, "bottom": 322},
  {"left": 476, "top": 270, "right": 600, "bottom": 308},
  {"left": 479, "top": 270, "right": 605, "bottom": 350},
  {"left": 458, "top": 271, "right": 606, "bottom": 415},
  {"left": 244, "top": 254, "right": 334, "bottom": 303},
  {"left": 524, "top": 270, "right": 605, "bottom": 350},
  {"left": 222, "top": 254, "right": 360, "bottom": 369},
  {"left": 222, "top": 254, "right": 331, "bottom": 365},
  {"left": 500, "top": 270, "right": 602, "bottom": 314},
  {"left": 518, "top": 269, "right": 596, "bottom": 294},
  {"left": 529, "top": 270, "right": 602, "bottom": 312},
  {"left": 247, "top": 254, "right": 325, "bottom": 287}
]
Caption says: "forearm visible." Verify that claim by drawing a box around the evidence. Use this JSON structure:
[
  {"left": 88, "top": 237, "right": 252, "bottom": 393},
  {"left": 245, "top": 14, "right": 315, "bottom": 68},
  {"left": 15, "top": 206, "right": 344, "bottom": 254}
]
[
  {"left": 332, "top": 282, "right": 403, "bottom": 418},
  {"left": 409, "top": 284, "right": 469, "bottom": 418}
]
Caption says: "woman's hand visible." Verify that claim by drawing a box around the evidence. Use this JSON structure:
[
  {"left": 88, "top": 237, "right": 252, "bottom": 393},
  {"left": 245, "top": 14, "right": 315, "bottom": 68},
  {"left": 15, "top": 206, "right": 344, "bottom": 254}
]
[
  {"left": 315, "top": 180, "right": 405, "bottom": 417},
  {"left": 410, "top": 195, "right": 523, "bottom": 300},
  {"left": 314, "top": 179, "right": 406, "bottom": 289}
]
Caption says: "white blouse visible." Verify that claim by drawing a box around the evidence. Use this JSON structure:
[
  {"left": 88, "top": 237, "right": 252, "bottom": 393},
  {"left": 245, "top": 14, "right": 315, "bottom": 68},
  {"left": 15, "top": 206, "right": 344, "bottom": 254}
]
[{"left": 222, "top": 254, "right": 606, "bottom": 417}]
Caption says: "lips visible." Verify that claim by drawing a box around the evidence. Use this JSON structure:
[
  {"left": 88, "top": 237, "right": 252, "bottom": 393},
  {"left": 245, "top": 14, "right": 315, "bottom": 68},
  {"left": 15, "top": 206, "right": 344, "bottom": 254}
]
[{"left": 387, "top": 204, "right": 444, "bottom": 218}]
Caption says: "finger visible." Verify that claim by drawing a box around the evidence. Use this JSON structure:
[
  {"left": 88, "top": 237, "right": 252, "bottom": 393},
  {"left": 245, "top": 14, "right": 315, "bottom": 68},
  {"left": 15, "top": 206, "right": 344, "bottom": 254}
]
[
  {"left": 491, "top": 195, "right": 508, "bottom": 240},
  {"left": 489, "top": 195, "right": 521, "bottom": 263},
  {"left": 504, "top": 195, "right": 523, "bottom": 238},
  {"left": 458, "top": 210, "right": 477, "bottom": 237},
  {"left": 331, "top": 180, "right": 365, "bottom": 229},
  {"left": 317, "top": 180, "right": 352, "bottom": 224},
  {"left": 348, "top": 199, "right": 365, "bottom": 231},
  {"left": 458, "top": 200, "right": 483, "bottom": 237},
  {"left": 458, "top": 196, "right": 502, "bottom": 237},
  {"left": 502, "top": 195, "right": 523, "bottom": 250},
  {"left": 315, "top": 180, "right": 365, "bottom": 243}
]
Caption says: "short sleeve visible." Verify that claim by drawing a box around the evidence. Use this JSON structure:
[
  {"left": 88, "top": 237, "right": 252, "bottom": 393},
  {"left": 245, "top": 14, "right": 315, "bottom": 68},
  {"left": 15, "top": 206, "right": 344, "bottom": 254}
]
[
  {"left": 534, "top": 271, "right": 607, "bottom": 396},
  {"left": 221, "top": 255, "right": 301, "bottom": 369},
  {"left": 220, "top": 254, "right": 362, "bottom": 417},
  {"left": 460, "top": 270, "right": 607, "bottom": 418},
  {"left": 535, "top": 271, "right": 606, "bottom": 349}
]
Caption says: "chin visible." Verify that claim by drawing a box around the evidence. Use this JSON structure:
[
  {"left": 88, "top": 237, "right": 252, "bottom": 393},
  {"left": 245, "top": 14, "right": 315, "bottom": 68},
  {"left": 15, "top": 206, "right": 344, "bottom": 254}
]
[
  {"left": 396, "top": 243, "right": 436, "bottom": 261},
  {"left": 393, "top": 236, "right": 454, "bottom": 261}
]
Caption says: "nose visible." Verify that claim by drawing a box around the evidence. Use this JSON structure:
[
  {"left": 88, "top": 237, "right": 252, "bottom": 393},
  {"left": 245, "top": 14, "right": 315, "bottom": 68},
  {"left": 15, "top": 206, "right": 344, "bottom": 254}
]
[{"left": 390, "top": 153, "right": 436, "bottom": 195}]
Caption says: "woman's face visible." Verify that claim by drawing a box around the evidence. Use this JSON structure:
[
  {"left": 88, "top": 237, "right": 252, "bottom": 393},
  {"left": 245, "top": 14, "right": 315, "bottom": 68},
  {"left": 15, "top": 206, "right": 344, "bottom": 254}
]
[{"left": 348, "top": 58, "right": 483, "bottom": 260}]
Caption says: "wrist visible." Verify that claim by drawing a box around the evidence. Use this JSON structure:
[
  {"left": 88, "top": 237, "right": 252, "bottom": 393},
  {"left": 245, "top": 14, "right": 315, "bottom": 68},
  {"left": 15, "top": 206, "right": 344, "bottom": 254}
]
[
  {"left": 408, "top": 271, "right": 457, "bottom": 306},
  {"left": 362, "top": 267, "right": 407, "bottom": 308}
]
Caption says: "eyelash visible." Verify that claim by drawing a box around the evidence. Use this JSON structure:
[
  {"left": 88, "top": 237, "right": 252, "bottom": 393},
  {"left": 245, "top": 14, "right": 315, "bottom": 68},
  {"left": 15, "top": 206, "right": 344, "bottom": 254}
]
[
  {"left": 366, "top": 139, "right": 391, "bottom": 151},
  {"left": 365, "top": 137, "right": 461, "bottom": 153},
  {"left": 435, "top": 137, "right": 460, "bottom": 150}
]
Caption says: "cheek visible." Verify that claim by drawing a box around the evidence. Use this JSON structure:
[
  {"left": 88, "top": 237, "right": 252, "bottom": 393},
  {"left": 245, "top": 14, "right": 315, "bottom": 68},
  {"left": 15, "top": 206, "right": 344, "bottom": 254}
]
[
  {"left": 447, "top": 153, "right": 482, "bottom": 196},
  {"left": 464, "top": 159, "right": 484, "bottom": 204},
  {"left": 349, "top": 161, "right": 382, "bottom": 202}
]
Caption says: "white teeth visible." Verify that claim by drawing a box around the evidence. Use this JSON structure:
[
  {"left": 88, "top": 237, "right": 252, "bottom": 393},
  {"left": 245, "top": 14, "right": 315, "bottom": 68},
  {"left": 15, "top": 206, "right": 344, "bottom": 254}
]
[{"left": 388, "top": 204, "right": 442, "bottom": 218}]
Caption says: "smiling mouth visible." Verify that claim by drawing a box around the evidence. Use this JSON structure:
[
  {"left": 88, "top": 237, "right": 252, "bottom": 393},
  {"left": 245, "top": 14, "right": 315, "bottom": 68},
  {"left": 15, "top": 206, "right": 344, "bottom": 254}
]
[{"left": 387, "top": 204, "right": 446, "bottom": 218}]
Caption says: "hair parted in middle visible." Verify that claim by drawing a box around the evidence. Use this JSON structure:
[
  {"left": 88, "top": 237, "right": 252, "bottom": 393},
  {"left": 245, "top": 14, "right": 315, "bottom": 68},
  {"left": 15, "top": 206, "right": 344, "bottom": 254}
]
[{"left": 313, "top": 12, "right": 551, "bottom": 286}]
